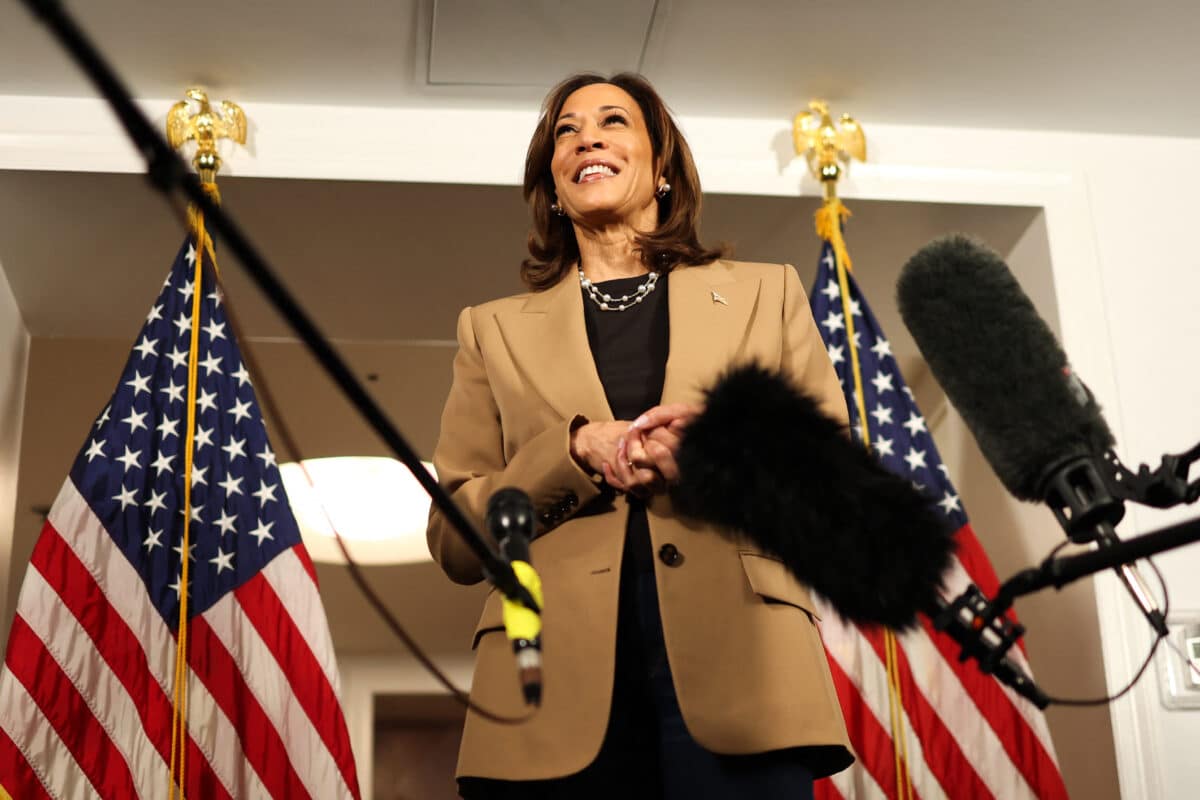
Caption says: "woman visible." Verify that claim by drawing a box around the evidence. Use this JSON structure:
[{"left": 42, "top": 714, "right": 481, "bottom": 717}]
[{"left": 427, "top": 72, "right": 854, "bottom": 799}]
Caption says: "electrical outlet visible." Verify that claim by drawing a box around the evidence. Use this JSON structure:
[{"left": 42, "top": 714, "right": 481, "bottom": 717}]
[{"left": 1156, "top": 612, "right": 1200, "bottom": 710}]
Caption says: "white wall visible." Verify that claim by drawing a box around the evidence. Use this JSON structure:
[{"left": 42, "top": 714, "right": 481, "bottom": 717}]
[
  {"left": 2, "top": 94, "right": 1197, "bottom": 797},
  {"left": 0, "top": 257, "right": 30, "bottom": 658}
]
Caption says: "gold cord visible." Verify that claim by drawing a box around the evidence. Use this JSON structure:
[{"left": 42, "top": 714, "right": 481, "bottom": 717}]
[{"left": 816, "top": 198, "right": 913, "bottom": 800}]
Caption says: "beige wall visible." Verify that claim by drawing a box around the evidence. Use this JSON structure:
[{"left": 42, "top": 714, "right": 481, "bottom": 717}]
[{"left": 0, "top": 258, "right": 28, "bottom": 659}]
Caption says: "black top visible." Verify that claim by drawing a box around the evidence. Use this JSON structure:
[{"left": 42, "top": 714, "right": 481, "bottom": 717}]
[{"left": 582, "top": 271, "right": 670, "bottom": 573}]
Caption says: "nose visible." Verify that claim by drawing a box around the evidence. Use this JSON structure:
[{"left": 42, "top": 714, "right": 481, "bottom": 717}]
[{"left": 575, "top": 122, "right": 606, "bottom": 154}]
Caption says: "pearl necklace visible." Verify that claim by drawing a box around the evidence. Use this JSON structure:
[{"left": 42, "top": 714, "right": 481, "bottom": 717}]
[{"left": 578, "top": 268, "right": 661, "bottom": 311}]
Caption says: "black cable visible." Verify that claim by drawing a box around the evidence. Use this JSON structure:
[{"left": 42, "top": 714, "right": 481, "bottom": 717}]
[
  {"left": 1040, "top": 547, "right": 1171, "bottom": 708},
  {"left": 202, "top": 242, "right": 534, "bottom": 725}
]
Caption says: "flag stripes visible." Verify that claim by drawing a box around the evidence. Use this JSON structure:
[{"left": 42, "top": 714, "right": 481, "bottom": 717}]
[
  {"left": 203, "top": 591, "right": 353, "bottom": 797},
  {"left": 808, "top": 235, "right": 1068, "bottom": 798},
  {"left": 0, "top": 725, "right": 53, "bottom": 800},
  {"left": 4, "top": 464, "right": 355, "bottom": 799}
]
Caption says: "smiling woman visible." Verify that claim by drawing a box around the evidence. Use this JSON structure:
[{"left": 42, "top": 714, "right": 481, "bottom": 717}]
[
  {"left": 520, "top": 74, "right": 723, "bottom": 291},
  {"left": 426, "top": 72, "right": 855, "bottom": 799}
]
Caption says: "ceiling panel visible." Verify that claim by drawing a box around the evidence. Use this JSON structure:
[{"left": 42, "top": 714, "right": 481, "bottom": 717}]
[{"left": 429, "top": 0, "right": 658, "bottom": 85}]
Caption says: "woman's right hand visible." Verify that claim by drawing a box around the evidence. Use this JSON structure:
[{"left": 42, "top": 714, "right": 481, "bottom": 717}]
[{"left": 570, "top": 420, "right": 664, "bottom": 496}]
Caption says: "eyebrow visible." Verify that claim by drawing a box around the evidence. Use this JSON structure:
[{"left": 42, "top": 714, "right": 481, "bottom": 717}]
[{"left": 556, "top": 105, "right": 631, "bottom": 122}]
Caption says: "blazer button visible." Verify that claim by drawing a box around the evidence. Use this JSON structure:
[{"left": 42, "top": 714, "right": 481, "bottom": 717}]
[
  {"left": 658, "top": 543, "right": 683, "bottom": 567},
  {"left": 565, "top": 492, "right": 578, "bottom": 507}
]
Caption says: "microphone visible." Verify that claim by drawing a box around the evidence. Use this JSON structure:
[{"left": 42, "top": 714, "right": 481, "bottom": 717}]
[
  {"left": 671, "top": 364, "right": 957, "bottom": 631},
  {"left": 486, "top": 488, "right": 544, "bottom": 706},
  {"left": 896, "top": 234, "right": 1167, "bottom": 636},
  {"left": 671, "top": 365, "right": 1046, "bottom": 704}
]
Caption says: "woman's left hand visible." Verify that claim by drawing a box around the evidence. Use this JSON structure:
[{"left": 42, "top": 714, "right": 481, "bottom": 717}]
[{"left": 607, "top": 403, "right": 701, "bottom": 495}]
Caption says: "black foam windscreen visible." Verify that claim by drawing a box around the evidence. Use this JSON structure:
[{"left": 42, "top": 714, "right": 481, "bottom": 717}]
[
  {"left": 672, "top": 364, "right": 956, "bottom": 630},
  {"left": 896, "top": 234, "right": 1114, "bottom": 501}
]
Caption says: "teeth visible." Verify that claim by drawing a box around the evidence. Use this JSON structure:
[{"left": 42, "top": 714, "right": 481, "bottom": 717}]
[{"left": 577, "top": 164, "right": 616, "bottom": 182}]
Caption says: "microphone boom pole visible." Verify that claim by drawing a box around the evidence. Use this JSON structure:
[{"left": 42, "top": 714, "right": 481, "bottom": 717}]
[{"left": 18, "top": 0, "right": 538, "bottom": 615}]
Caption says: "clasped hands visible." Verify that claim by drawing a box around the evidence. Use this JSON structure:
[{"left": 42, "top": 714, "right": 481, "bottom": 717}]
[{"left": 569, "top": 403, "right": 701, "bottom": 498}]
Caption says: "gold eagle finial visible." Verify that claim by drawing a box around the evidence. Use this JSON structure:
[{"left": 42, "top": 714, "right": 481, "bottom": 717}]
[
  {"left": 793, "top": 100, "right": 866, "bottom": 199},
  {"left": 166, "top": 87, "right": 247, "bottom": 183}
]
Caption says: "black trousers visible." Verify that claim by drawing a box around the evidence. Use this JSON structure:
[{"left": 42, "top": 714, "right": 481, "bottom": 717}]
[{"left": 459, "top": 528, "right": 816, "bottom": 800}]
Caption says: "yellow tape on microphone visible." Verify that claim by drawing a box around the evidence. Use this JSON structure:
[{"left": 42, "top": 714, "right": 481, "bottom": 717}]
[{"left": 502, "top": 560, "right": 544, "bottom": 642}]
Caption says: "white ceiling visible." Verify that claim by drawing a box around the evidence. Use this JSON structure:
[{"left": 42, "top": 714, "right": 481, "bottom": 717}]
[{"left": 3, "top": 0, "right": 1199, "bottom": 137}]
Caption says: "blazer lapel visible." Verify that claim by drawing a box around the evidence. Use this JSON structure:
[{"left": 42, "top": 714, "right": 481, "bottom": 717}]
[
  {"left": 494, "top": 273, "right": 614, "bottom": 423},
  {"left": 662, "top": 261, "right": 762, "bottom": 406}
]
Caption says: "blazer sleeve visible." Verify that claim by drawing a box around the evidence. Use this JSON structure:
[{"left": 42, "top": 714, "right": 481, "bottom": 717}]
[
  {"left": 426, "top": 306, "right": 605, "bottom": 584},
  {"left": 781, "top": 264, "right": 851, "bottom": 428}
]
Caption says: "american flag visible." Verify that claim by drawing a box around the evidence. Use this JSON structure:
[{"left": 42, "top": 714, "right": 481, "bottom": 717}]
[
  {"left": 808, "top": 239, "right": 1068, "bottom": 800},
  {"left": 0, "top": 236, "right": 360, "bottom": 798}
]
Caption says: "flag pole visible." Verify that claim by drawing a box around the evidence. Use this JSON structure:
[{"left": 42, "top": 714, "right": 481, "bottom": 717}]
[{"left": 796, "top": 100, "right": 915, "bottom": 800}]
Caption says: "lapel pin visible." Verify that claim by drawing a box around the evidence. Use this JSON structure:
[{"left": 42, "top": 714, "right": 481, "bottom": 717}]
[{"left": 711, "top": 290, "right": 728, "bottom": 306}]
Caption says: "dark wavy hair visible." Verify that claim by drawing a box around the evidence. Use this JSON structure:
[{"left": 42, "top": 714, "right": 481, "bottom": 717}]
[{"left": 520, "top": 72, "right": 725, "bottom": 291}]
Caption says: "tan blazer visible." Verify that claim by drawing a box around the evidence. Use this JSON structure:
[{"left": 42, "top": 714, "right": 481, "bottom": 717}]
[{"left": 427, "top": 259, "right": 854, "bottom": 781}]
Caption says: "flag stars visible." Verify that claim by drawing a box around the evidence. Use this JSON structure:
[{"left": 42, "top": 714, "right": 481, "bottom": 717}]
[
  {"left": 116, "top": 446, "right": 142, "bottom": 473},
  {"left": 190, "top": 465, "right": 208, "bottom": 487},
  {"left": 869, "top": 403, "right": 893, "bottom": 427},
  {"left": 221, "top": 436, "right": 247, "bottom": 461},
  {"left": 228, "top": 399, "right": 252, "bottom": 425},
  {"left": 249, "top": 519, "right": 275, "bottom": 546},
  {"left": 214, "top": 509, "right": 238, "bottom": 536},
  {"left": 202, "top": 319, "right": 226, "bottom": 342},
  {"left": 151, "top": 451, "right": 174, "bottom": 475},
  {"left": 146, "top": 304, "right": 164, "bottom": 325},
  {"left": 166, "top": 348, "right": 189, "bottom": 370},
  {"left": 219, "top": 473, "right": 244, "bottom": 498},
  {"left": 938, "top": 491, "right": 962, "bottom": 515},
  {"left": 197, "top": 389, "right": 218, "bottom": 414},
  {"left": 173, "top": 541, "right": 197, "bottom": 562},
  {"left": 122, "top": 408, "right": 149, "bottom": 435},
  {"left": 207, "top": 288, "right": 224, "bottom": 308},
  {"left": 827, "top": 343, "right": 845, "bottom": 366},
  {"left": 94, "top": 405, "right": 111, "bottom": 429},
  {"left": 144, "top": 489, "right": 167, "bottom": 515},
  {"left": 144, "top": 528, "right": 164, "bottom": 552},
  {"left": 819, "top": 280, "right": 840, "bottom": 301},
  {"left": 849, "top": 298, "right": 862, "bottom": 317},
  {"left": 232, "top": 362, "right": 251, "bottom": 387},
  {"left": 178, "top": 279, "right": 195, "bottom": 302},
  {"left": 904, "top": 447, "right": 928, "bottom": 472},
  {"left": 875, "top": 436, "right": 895, "bottom": 457},
  {"left": 168, "top": 573, "right": 189, "bottom": 599},
  {"left": 113, "top": 485, "right": 138, "bottom": 511},
  {"left": 199, "top": 352, "right": 223, "bottom": 377},
  {"left": 210, "top": 548, "right": 235, "bottom": 575},
  {"left": 253, "top": 481, "right": 278, "bottom": 506},
  {"left": 157, "top": 417, "right": 180, "bottom": 440},
  {"left": 871, "top": 372, "right": 895, "bottom": 395},
  {"left": 870, "top": 338, "right": 893, "bottom": 360},
  {"left": 133, "top": 336, "right": 158, "bottom": 360},
  {"left": 257, "top": 447, "right": 277, "bottom": 470},
  {"left": 185, "top": 243, "right": 196, "bottom": 265},
  {"left": 161, "top": 380, "right": 185, "bottom": 405},
  {"left": 85, "top": 439, "right": 106, "bottom": 462},
  {"left": 125, "top": 371, "right": 152, "bottom": 397},
  {"left": 903, "top": 412, "right": 928, "bottom": 438},
  {"left": 194, "top": 425, "right": 215, "bottom": 451},
  {"left": 173, "top": 313, "right": 192, "bottom": 337},
  {"left": 821, "top": 311, "right": 845, "bottom": 334}
]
